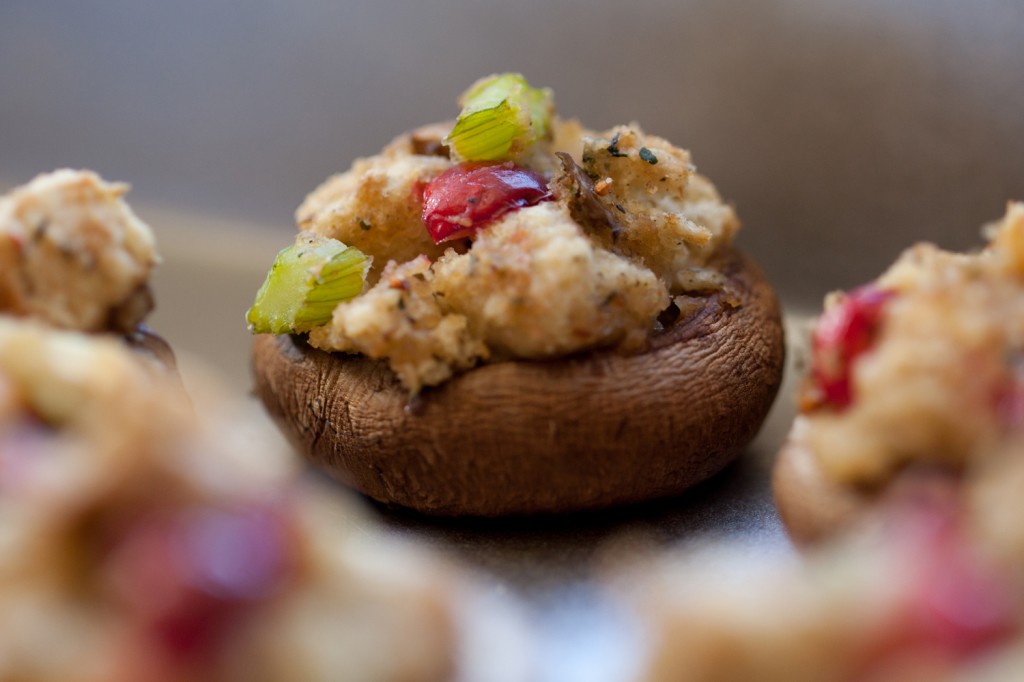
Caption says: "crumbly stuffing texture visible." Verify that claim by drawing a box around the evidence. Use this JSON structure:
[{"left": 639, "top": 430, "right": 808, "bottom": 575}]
[
  {"left": 297, "top": 134, "right": 452, "bottom": 286},
  {"left": 0, "top": 169, "right": 160, "bottom": 332},
  {"left": 0, "top": 320, "right": 456, "bottom": 682},
  {"left": 299, "top": 118, "right": 739, "bottom": 392},
  {"left": 309, "top": 255, "right": 487, "bottom": 390},
  {"left": 806, "top": 203, "right": 1024, "bottom": 486},
  {"left": 431, "top": 202, "right": 667, "bottom": 359}
]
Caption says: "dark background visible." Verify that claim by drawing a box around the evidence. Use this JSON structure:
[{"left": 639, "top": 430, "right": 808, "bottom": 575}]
[{"left": 2, "top": 0, "right": 1022, "bottom": 308}]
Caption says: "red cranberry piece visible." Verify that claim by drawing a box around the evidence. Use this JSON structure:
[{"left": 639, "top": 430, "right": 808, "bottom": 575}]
[
  {"left": 872, "top": 495, "right": 1015, "bottom": 667},
  {"left": 809, "top": 284, "right": 894, "bottom": 410},
  {"left": 854, "top": 495, "right": 1017, "bottom": 679},
  {"left": 908, "top": 544, "right": 1015, "bottom": 657},
  {"left": 421, "top": 162, "right": 552, "bottom": 243},
  {"left": 106, "top": 503, "right": 296, "bottom": 663}
]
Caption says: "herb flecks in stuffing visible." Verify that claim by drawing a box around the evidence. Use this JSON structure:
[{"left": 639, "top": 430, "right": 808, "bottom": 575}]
[
  {"left": 289, "top": 83, "right": 739, "bottom": 393},
  {"left": 639, "top": 147, "right": 658, "bottom": 165}
]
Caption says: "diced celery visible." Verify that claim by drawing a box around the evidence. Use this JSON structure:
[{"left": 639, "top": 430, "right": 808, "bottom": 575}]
[
  {"left": 444, "top": 73, "right": 553, "bottom": 162},
  {"left": 246, "top": 234, "right": 370, "bottom": 335}
]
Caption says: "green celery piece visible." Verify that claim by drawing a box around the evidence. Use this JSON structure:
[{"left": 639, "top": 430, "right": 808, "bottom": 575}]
[
  {"left": 445, "top": 73, "right": 554, "bottom": 162},
  {"left": 246, "top": 234, "right": 371, "bottom": 335}
]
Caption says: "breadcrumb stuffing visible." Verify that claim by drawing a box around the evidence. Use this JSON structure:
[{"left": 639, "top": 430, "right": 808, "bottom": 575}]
[
  {"left": 579, "top": 126, "right": 739, "bottom": 289},
  {"left": 0, "top": 319, "right": 457, "bottom": 682},
  {"left": 431, "top": 203, "right": 667, "bottom": 358},
  {"left": 297, "top": 135, "right": 452, "bottom": 285},
  {"left": 0, "top": 169, "right": 159, "bottom": 332},
  {"left": 308, "top": 256, "right": 486, "bottom": 393},
  {"left": 296, "top": 116, "right": 739, "bottom": 392}
]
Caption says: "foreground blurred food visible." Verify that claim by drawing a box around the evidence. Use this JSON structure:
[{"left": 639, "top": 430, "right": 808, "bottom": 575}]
[
  {"left": 0, "top": 171, "right": 459, "bottom": 681},
  {"left": 0, "top": 320, "right": 457, "bottom": 682},
  {"left": 623, "top": 465, "right": 1024, "bottom": 681}
]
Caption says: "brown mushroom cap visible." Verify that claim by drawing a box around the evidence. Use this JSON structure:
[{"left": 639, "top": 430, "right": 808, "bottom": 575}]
[
  {"left": 252, "top": 247, "right": 785, "bottom": 516},
  {"left": 772, "top": 416, "right": 879, "bottom": 546}
]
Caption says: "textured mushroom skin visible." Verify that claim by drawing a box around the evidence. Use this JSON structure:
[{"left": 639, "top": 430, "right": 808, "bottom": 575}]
[{"left": 253, "top": 248, "right": 784, "bottom": 516}]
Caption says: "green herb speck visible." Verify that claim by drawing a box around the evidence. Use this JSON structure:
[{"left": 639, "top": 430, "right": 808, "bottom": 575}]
[{"left": 639, "top": 147, "right": 658, "bottom": 164}]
